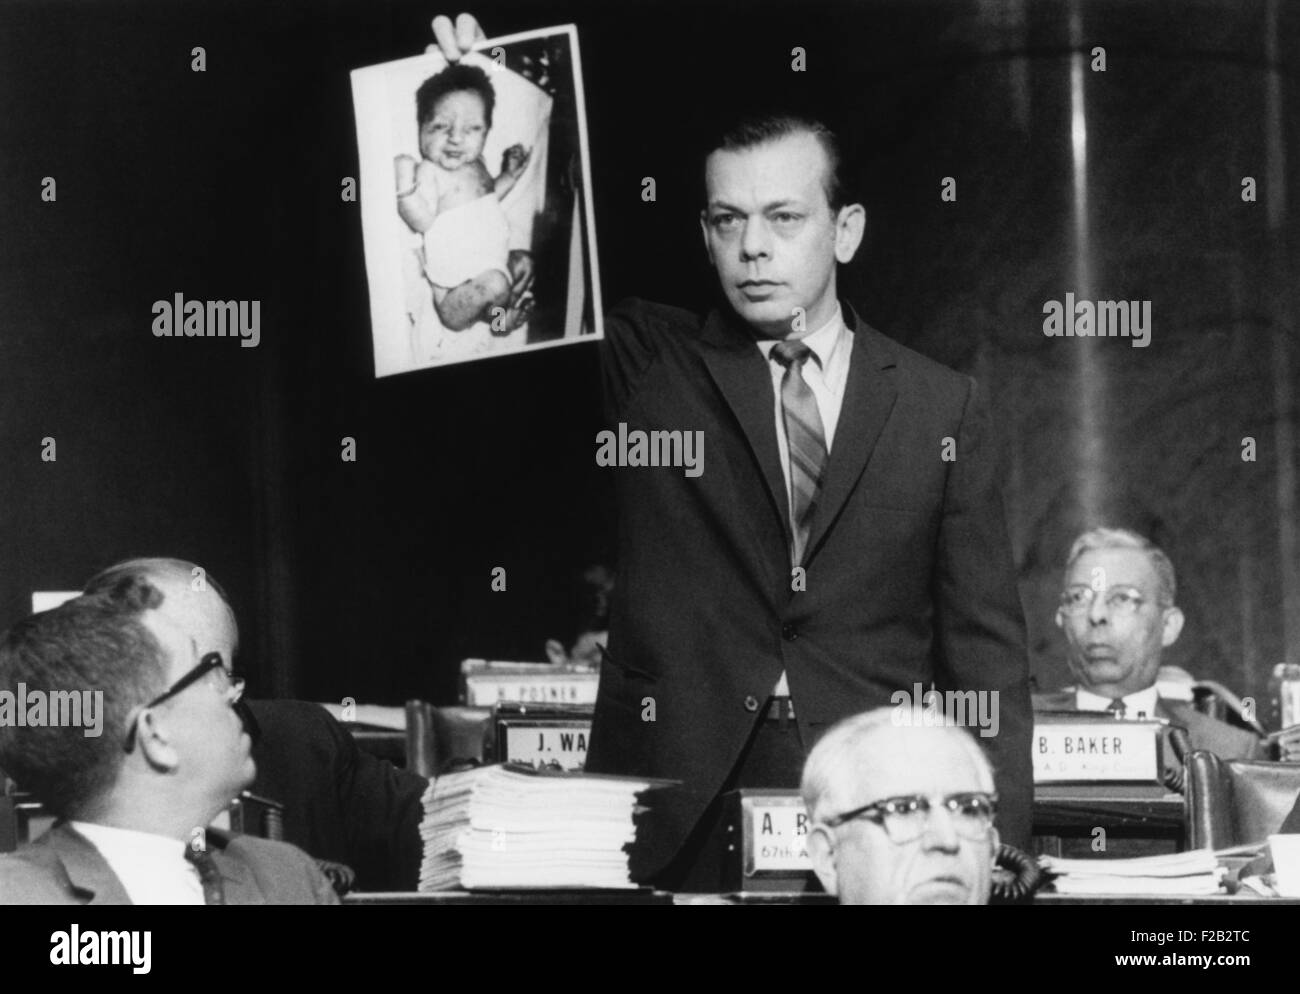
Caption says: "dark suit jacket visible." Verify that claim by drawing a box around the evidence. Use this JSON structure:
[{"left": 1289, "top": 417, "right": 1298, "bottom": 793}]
[
  {"left": 248, "top": 700, "right": 427, "bottom": 891},
  {"left": 585, "top": 299, "right": 1033, "bottom": 871},
  {"left": 1033, "top": 688, "right": 1265, "bottom": 761},
  {"left": 0, "top": 821, "right": 338, "bottom": 904}
]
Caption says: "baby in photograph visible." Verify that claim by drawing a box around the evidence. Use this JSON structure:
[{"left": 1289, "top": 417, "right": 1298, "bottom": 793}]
[{"left": 395, "top": 63, "right": 533, "bottom": 341}]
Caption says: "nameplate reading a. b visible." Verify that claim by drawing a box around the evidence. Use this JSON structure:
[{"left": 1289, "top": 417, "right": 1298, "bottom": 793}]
[
  {"left": 747, "top": 797, "right": 811, "bottom": 872},
  {"left": 464, "top": 672, "right": 600, "bottom": 707},
  {"left": 719, "top": 791, "right": 816, "bottom": 893},
  {"left": 1032, "top": 714, "right": 1162, "bottom": 784}
]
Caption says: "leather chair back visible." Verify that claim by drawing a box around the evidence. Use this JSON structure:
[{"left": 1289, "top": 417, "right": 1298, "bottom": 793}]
[
  {"left": 431, "top": 706, "right": 492, "bottom": 772},
  {"left": 1187, "top": 751, "right": 1300, "bottom": 849}
]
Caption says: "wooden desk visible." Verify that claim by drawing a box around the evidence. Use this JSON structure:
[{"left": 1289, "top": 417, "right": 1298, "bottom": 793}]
[
  {"left": 345, "top": 889, "right": 673, "bottom": 905},
  {"left": 1033, "top": 791, "right": 1184, "bottom": 858},
  {"left": 1034, "top": 891, "right": 1300, "bottom": 905},
  {"left": 343, "top": 889, "right": 1295, "bottom": 906}
]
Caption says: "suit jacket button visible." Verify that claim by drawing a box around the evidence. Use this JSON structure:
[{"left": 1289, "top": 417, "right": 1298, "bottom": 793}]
[
  {"left": 782, "top": 624, "right": 798, "bottom": 641},
  {"left": 743, "top": 695, "right": 760, "bottom": 712}
]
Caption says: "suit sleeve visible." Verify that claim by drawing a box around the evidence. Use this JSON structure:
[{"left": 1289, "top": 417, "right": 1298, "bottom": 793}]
[
  {"left": 601, "top": 298, "right": 666, "bottom": 422},
  {"left": 326, "top": 711, "right": 429, "bottom": 891},
  {"left": 932, "top": 376, "right": 1034, "bottom": 848}
]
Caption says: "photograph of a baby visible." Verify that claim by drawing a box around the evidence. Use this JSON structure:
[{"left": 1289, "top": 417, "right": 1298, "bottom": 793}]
[{"left": 353, "top": 26, "right": 602, "bottom": 377}]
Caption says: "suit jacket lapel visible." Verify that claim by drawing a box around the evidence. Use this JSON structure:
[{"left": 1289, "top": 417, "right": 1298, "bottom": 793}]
[
  {"left": 700, "top": 308, "right": 793, "bottom": 551},
  {"left": 803, "top": 306, "right": 898, "bottom": 565},
  {"left": 48, "top": 822, "right": 133, "bottom": 905}
]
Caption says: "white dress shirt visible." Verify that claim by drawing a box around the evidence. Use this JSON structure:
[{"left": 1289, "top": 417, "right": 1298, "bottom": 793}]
[
  {"left": 1075, "top": 685, "right": 1160, "bottom": 720},
  {"left": 755, "top": 306, "right": 853, "bottom": 698},
  {"left": 70, "top": 821, "right": 205, "bottom": 905}
]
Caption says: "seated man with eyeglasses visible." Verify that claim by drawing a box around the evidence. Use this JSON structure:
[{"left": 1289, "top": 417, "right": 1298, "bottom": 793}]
[
  {"left": 0, "top": 580, "right": 337, "bottom": 904},
  {"left": 81, "top": 558, "right": 429, "bottom": 892},
  {"left": 1035, "top": 526, "right": 1287, "bottom": 760},
  {"left": 802, "top": 707, "right": 1000, "bottom": 905}
]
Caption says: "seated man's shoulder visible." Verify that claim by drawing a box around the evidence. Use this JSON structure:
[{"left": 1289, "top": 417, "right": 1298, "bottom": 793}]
[
  {"left": 218, "top": 833, "right": 338, "bottom": 904},
  {"left": 222, "top": 832, "right": 316, "bottom": 865},
  {"left": 1162, "top": 699, "right": 1261, "bottom": 759},
  {"left": 0, "top": 836, "right": 79, "bottom": 904}
]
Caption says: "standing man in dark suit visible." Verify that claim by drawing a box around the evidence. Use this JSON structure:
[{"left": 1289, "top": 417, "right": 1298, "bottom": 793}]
[
  {"left": 0, "top": 582, "right": 337, "bottom": 904},
  {"left": 430, "top": 14, "right": 1032, "bottom": 890}
]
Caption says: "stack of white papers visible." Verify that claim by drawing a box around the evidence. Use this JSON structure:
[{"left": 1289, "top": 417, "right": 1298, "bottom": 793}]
[
  {"left": 419, "top": 764, "right": 664, "bottom": 890},
  {"left": 1042, "top": 850, "right": 1225, "bottom": 895}
]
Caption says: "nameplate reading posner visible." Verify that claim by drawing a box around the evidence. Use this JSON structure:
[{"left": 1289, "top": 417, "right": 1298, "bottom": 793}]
[
  {"left": 1032, "top": 714, "right": 1161, "bottom": 784},
  {"left": 464, "top": 673, "right": 600, "bottom": 707}
]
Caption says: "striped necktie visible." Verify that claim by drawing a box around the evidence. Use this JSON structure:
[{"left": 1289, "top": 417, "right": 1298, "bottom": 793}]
[
  {"left": 771, "top": 340, "right": 827, "bottom": 566},
  {"left": 185, "top": 844, "right": 226, "bottom": 905}
]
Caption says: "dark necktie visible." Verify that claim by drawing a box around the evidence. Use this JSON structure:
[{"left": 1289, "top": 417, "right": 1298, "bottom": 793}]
[
  {"left": 185, "top": 844, "right": 226, "bottom": 905},
  {"left": 1107, "top": 698, "right": 1127, "bottom": 718},
  {"left": 771, "top": 340, "right": 828, "bottom": 566}
]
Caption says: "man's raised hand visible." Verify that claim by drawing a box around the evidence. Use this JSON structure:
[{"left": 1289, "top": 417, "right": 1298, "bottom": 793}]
[{"left": 428, "top": 14, "right": 485, "bottom": 61}]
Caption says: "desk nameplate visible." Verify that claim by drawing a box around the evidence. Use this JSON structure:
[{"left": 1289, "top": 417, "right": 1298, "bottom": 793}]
[
  {"left": 1033, "top": 715, "right": 1164, "bottom": 785},
  {"left": 722, "top": 791, "right": 815, "bottom": 892},
  {"left": 465, "top": 672, "right": 600, "bottom": 707},
  {"left": 498, "top": 721, "right": 591, "bottom": 771}
]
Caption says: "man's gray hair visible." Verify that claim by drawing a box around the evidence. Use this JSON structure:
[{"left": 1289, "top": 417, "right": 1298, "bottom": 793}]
[
  {"left": 800, "top": 706, "right": 994, "bottom": 824},
  {"left": 1065, "top": 527, "right": 1176, "bottom": 607}
]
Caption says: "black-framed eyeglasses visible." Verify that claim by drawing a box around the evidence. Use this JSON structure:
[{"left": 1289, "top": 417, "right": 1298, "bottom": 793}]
[
  {"left": 123, "top": 652, "right": 244, "bottom": 752},
  {"left": 1059, "top": 584, "right": 1147, "bottom": 617},
  {"left": 822, "top": 791, "right": 998, "bottom": 844}
]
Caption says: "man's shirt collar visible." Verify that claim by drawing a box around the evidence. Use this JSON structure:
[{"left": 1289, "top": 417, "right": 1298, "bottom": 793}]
[
  {"left": 1075, "top": 684, "right": 1160, "bottom": 718},
  {"left": 755, "top": 305, "right": 847, "bottom": 370}
]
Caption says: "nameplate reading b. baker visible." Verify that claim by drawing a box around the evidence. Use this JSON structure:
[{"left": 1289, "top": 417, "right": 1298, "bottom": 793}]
[{"left": 1032, "top": 718, "right": 1161, "bottom": 784}]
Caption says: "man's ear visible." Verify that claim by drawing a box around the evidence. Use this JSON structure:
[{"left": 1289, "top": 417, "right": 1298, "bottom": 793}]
[
  {"left": 544, "top": 639, "right": 568, "bottom": 666},
  {"left": 807, "top": 824, "right": 840, "bottom": 899},
  {"left": 135, "top": 709, "right": 181, "bottom": 773},
  {"left": 699, "top": 210, "right": 715, "bottom": 266},
  {"left": 1054, "top": 606, "right": 1066, "bottom": 631},
  {"left": 833, "top": 203, "right": 866, "bottom": 264},
  {"left": 1160, "top": 606, "right": 1185, "bottom": 648}
]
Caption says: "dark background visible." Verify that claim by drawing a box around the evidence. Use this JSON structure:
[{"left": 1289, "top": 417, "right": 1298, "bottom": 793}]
[{"left": 1, "top": 0, "right": 1297, "bottom": 711}]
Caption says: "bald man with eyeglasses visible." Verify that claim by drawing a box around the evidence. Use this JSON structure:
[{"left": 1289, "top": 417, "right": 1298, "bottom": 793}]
[
  {"left": 802, "top": 708, "right": 1000, "bottom": 905},
  {"left": 0, "top": 579, "right": 337, "bottom": 905}
]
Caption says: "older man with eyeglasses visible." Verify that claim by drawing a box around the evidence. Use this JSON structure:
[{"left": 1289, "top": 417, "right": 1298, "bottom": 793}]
[
  {"left": 1036, "top": 526, "right": 1293, "bottom": 761},
  {"left": 0, "top": 576, "right": 337, "bottom": 904},
  {"left": 802, "top": 708, "right": 1000, "bottom": 905}
]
